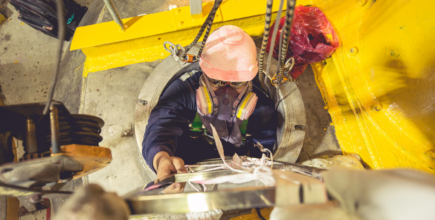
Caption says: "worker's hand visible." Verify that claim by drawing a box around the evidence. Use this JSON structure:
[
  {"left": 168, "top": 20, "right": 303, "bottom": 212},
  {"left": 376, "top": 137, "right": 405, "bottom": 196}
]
[
  {"left": 162, "top": 182, "right": 185, "bottom": 194},
  {"left": 153, "top": 151, "right": 187, "bottom": 194}
]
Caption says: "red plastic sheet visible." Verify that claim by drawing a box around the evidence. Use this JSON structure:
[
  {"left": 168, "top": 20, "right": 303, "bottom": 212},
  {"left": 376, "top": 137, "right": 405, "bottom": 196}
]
[{"left": 266, "top": 6, "right": 339, "bottom": 79}]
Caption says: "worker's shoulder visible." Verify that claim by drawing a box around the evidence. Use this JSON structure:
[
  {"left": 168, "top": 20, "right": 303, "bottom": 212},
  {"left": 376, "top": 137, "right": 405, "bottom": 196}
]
[
  {"left": 170, "top": 70, "right": 201, "bottom": 90},
  {"left": 178, "top": 69, "right": 200, "bottom": 81},
  {"left": 179, "top": 70, "right": 202, "bottom": 83},
  {"left": 163, "top": 70, "right": 201, "bottom": 96}
]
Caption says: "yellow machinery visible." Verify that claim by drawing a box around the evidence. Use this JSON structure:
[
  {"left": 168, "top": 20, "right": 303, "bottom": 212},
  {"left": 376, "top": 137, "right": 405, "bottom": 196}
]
[
  {"left": 72, "top": 0, "right": 435, "bottom": 173},
  {"left": 309, "top": 0, "right": 435, "bottom": 172}
]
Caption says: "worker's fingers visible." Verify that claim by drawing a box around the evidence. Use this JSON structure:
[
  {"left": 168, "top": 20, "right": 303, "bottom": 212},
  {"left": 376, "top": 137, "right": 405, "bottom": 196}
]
[
  {"left": 153, "top": 151, "right": 170, "bottom": 171},
  {"left": 179, "top": 182, "right": 186, "bottom": 192},
  {"left": 156, "top": 156, "right": 186, "bottom": 184},
  {"left": 162, "top": 183, "right": 184, "bottom": 194},
  {"left": 172, "top": 157, "right": 187, "bottom": 174},
  {"left": 171, "top": 157, "right": 187, "bottom": 190},
  {"left": 157, "top": 169, "right": 174, "bottom": 182},
  {"left": 156, "top": 158, "right": 177, "bottom": 181},
  {"left": 157, "top": 157, "right": 186, "bottom": 194}
]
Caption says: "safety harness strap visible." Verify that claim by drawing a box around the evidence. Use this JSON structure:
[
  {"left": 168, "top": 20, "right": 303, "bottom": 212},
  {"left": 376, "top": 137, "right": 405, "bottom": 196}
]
[
  {"left": 191, "top": 112, "right": 203, "bottom": 132},
  {"left": 239, "top": 118, "right": 249, "bottom": 136},
  {"left": 190, "top": 112, "right": 248, "bottom": 136}
]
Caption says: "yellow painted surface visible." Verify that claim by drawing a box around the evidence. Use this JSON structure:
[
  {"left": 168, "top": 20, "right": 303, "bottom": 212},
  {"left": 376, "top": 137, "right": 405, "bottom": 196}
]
[
  {"left": 71, "top": 0, "right": 287, "bottom": 76},
  {"left": 80, "top": 15, "right": 272, "bottom": 76},
  {"left": 71, "top": 3, "right": 221, "bottom": 50},
  {"left": 6, "top": 197, "right": 19, "bottom": 220},
  {"left": 0, "top": 13, "right": 6, "bottom": 25},
  {"left": 306, "top": 0, "right": 435, "bottom": 172}
]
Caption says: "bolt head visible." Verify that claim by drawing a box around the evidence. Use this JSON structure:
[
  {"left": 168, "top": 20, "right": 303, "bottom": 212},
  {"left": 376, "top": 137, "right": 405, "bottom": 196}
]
[
  {"left": 139, "top": 100, "right": 147, "bottom": 105},
  {"left": 373, "top": 105, "right": 382, "bottom": 111},
  {"left": 350, "top": 47, "right": 359, "bottom": 55}
]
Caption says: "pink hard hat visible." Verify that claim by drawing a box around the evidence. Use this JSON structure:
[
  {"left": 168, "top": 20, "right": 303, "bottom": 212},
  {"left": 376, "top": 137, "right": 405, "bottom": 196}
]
[{"left": 199, "top": 25, "right": 258, "bottom": 82}]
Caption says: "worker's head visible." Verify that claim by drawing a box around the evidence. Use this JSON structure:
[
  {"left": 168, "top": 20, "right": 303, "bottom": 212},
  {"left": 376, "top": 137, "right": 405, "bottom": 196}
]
[
  {"left": 199, "top": 25, "right": 258, "bottom": 83},
  {"left": 197, "top": 26, "right": 258, "bottom": 120}
]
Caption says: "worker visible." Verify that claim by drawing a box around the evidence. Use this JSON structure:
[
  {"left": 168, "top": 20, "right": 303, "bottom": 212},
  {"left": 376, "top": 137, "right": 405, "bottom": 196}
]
[{"left": 142, "top": 25, "right": 278, "bottom": 184}]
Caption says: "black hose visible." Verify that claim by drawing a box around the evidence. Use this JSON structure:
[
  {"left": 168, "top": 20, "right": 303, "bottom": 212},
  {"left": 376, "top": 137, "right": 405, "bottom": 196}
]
[
  {"left": 182, "top": 0, "right": 222, "bottom": 57},
  {"left": 255, "top": 208, "right": 267, "bottom": 220},
  {"left": 42, "top": 0, "right": 65, "bottom": 115},
  {"left": 196, "top": 0, "right": 223, "bottom": 56}
]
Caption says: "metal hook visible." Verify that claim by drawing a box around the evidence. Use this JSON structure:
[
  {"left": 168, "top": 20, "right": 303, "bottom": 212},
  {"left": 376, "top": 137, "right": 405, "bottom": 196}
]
[
  {"left": 271, "top": 57, "right": 296, "bottom": 86},
  {"left": 164, "top": 41, "right": 188, "bottom": 63},
  {"left": 163, "top": 41, "right": 178, "bottom": 54},
  {"left": 284, "top": 57, "right": 295, "bottom": 72}
]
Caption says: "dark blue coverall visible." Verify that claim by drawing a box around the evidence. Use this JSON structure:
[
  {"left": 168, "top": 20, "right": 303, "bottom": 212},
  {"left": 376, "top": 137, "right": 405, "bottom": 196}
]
[{"left": 142, "top": 71, "right": 277, "bottom": 172}]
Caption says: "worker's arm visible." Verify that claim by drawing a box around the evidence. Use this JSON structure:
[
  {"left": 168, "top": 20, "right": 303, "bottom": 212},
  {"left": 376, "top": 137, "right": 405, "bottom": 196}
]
[{"left": 142, "top": 74, "right": 198, "bottom": 173}]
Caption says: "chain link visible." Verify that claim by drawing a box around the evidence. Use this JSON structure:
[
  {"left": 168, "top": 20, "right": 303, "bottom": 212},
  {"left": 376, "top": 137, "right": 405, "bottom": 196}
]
[
  {"left": 163, "top": 41, "right": 186, "bottom": 63},
  {"left": 164, "top": 41, "right": 200, "bottom": 64},
  {"left": 271, "top": 57, "right": 297, "bottom": 86}
]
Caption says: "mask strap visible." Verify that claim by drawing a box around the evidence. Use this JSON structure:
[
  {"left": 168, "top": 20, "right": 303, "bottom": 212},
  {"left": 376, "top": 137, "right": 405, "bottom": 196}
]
[
  {"left": 232, "top": 82, "right": 251, "bottom": 114},
  {"left": 201, "top": 75, "right": 219, "bottom": 112}
]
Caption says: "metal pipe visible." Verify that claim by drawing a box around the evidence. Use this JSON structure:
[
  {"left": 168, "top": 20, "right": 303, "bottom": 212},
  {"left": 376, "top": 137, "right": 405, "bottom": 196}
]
[
  {"left": 50, "top": 105, "right": 61, "bottom": 154},
  {"left": 25, "top": 117, "right": 37, "bottom": 155},
  {"left": 103, "top": 0, "right": 125, "bottom": 31}
]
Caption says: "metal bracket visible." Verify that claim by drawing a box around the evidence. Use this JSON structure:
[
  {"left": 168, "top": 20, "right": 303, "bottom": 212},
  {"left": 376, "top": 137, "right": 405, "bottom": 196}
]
[
  {"left": 271, "top": 57, "right": 296, "bottom": 86},
  {"left": 181, "top": 54, "right": 199, "bottom": 63},
  {"left": 190, "top": 0, "right": 203, "bottom": 15},
  {"left": 163, "top": 41, "right": 185, "bottom": 64}
]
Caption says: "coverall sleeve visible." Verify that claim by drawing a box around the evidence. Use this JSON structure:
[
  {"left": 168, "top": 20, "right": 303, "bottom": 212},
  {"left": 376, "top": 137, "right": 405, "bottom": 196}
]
[{"left": 142, "top": 78, "right": 195, "bottom": 172}]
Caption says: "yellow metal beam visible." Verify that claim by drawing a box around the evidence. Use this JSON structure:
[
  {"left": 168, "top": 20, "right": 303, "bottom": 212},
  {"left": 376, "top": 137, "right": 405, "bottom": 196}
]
[{"left": 71, "top": 0, "right": 287, "bottom": 77}]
